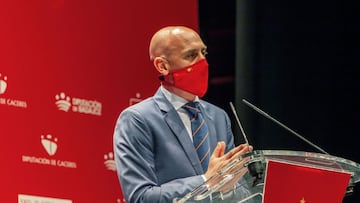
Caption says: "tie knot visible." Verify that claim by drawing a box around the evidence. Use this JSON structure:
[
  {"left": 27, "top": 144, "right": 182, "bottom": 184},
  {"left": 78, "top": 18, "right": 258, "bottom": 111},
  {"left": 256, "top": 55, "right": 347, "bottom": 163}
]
[{"left": 183, "top": 102, "right": 201, "bottom": 118}]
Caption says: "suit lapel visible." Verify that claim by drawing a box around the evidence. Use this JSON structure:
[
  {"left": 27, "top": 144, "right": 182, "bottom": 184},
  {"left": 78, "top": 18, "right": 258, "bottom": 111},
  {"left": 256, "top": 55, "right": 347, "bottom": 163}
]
[
  {"left": 164, "top": 111, "right": 203, "bottom": 173},
  {"left": 154, "top": 88, "right": 204, "bottom": 174}
]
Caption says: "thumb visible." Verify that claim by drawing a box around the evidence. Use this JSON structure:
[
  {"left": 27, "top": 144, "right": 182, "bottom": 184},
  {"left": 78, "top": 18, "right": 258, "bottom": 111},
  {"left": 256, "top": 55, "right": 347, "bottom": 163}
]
[{"left": 212, "top": 142, "right": 226, "bottom": 158}]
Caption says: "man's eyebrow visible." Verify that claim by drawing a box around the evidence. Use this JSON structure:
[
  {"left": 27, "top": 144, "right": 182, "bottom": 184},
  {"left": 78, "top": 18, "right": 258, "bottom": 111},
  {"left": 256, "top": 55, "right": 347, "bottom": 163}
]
[
  {"left": 183, "top": 47, "right": 201, "bottom": 54},
  {"left": 181, "top": 49, "right": 196, "bottom": 56},
  {"left": 181, "top": 44, "right": 207, "bottom": 57}
]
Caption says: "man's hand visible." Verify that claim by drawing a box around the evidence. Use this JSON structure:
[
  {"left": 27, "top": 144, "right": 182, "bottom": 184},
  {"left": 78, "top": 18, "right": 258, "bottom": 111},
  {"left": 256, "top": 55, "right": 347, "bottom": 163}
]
[{"left": 205, "top": 142, "right": 253, "bottom": 180}]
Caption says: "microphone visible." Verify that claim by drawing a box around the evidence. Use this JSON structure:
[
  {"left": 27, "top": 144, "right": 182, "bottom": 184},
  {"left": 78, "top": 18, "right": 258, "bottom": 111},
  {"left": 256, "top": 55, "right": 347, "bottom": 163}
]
[
  {"left": 229, "top": 102, "right": 264, "bottom": 186},
  {"left": 242, "top": 99, "right": 360, "bottom": 196},
  {"left": 242, "top": 99, "right": 329, "bottom": 154},
  {"left": 229, "top": 102, "right": 250, "bottom": 146}
]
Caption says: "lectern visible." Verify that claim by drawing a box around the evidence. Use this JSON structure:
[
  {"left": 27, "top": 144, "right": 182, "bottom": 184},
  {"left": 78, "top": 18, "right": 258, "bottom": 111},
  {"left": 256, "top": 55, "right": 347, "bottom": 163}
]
[{"left": 173, "top": 150, "right": 360, "bottom": 203}]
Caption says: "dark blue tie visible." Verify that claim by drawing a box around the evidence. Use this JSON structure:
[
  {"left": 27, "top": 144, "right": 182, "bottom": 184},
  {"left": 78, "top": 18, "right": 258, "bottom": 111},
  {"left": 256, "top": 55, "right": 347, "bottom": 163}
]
[{"left": 183, "top": 102, "right": 210, "bottom": 171}]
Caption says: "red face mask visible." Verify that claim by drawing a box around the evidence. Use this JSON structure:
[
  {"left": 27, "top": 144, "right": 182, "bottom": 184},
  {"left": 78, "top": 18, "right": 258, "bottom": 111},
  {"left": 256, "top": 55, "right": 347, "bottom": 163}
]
[{"left": 160, "top": 59, "right": 209, "bottom": 98}]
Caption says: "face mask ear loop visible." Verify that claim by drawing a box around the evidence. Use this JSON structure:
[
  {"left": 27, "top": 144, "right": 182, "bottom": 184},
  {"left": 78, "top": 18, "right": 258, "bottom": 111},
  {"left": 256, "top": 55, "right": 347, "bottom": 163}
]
[{"left": 158, "top": 75, "right": 165, "bottom": 81}]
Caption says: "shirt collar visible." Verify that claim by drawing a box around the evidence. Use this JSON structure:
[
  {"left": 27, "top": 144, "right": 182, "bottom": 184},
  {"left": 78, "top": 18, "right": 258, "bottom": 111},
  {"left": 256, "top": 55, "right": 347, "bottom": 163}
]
[{"left": 160, "top": 85, "right": 199, "bottom": 111}]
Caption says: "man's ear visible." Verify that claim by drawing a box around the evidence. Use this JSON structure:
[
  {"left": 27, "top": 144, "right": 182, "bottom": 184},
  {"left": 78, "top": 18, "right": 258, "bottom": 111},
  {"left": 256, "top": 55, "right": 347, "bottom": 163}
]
[{"left": 153, "top": 57, "right": 170, "bottom": 75}]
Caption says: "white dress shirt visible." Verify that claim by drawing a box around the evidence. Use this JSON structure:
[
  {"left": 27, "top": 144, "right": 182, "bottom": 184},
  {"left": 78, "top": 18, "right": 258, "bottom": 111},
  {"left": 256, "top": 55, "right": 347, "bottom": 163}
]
[{"left": 160, "top": 85, "right": 200, "bottom": 142}]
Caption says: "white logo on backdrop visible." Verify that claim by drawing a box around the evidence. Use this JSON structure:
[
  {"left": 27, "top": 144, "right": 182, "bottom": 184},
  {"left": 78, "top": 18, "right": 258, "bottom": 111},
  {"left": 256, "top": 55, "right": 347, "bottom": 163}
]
[
  {"left": 21, "top": 134, "right": 77, "bottom": 169},
  {"left": 129, "top": 92, "right": 143, "bottom": 106},
  {"left": 55, "top": 92, "right": 102, "bottom": 116},
  {"left": 117, "top": 198, "right": 126, "bottom": 203},
  {"left": 41, "top": 134, "right": 58, "bottom": 156},
  {"left": 18, "top": 194, "right": 73, "bottom": 203},
  {"left": 0, "top": 72, "right": 8, "bottom": 94},
  {"left": 0, "top": 72, "right": 28, "bottom": 108},
  {"left": 104, "top": 152, "right": 116, "bottom": 171},
  {"left": 104, "top": 152, "right": 124, "bottom": 203},
  {"left": 55, "top": 92, "right": 71, "bottom": 112}
]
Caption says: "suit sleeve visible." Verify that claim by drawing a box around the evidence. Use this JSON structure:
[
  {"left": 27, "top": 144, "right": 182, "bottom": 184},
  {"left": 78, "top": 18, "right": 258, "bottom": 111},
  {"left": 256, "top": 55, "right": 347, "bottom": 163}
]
[
  {"left": 113, "top": 108, "right": 204, "bottom": 203},
  {"left": 224, "top": 111, "right": 236, "bottom": 152}
]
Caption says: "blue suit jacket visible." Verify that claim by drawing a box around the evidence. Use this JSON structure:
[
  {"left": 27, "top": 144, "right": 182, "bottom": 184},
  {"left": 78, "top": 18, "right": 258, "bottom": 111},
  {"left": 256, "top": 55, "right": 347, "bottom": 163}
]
[{"left": 113, "top": 87, "right": 235, "bottom": 203}]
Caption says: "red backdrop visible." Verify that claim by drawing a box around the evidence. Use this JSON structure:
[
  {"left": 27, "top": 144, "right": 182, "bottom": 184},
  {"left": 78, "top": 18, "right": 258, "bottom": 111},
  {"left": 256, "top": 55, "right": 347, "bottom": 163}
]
[{"left": 0, "top": 0, "right": 198, "bottom": 202}]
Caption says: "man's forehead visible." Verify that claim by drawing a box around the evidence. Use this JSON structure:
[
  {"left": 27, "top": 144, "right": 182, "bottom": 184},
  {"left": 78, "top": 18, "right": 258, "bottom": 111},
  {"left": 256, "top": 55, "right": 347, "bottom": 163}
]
[{"left": 166, "top": 29, "right": 205, "bottom": 56}]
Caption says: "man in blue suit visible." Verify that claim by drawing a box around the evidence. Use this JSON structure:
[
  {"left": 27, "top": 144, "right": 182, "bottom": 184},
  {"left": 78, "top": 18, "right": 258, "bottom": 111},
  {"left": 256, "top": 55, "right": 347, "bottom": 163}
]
[{"left": 113, "top": 26, "right": 252, "bottom": 203}]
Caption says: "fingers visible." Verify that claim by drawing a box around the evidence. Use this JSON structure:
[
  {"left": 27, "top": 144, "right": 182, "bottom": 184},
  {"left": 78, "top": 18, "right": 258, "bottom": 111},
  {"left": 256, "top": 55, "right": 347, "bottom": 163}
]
[
  {"left": 211, "top": 141, "right": 226, "bottom": 158},
  {"left": 237, "top": 143, "right": 253, "bottom": 152},
  {"left": 206, "top": 142, "right": 253, "bottom": 180},
  {"left": 225, "top": 144, "right": 253, "bottom": 160}
]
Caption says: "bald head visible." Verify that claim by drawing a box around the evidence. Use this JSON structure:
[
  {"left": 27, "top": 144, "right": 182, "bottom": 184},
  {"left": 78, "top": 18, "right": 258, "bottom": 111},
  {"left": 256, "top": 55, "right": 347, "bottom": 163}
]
[{"left": 149, "top": 26, "right": 202, "bottom": 60}]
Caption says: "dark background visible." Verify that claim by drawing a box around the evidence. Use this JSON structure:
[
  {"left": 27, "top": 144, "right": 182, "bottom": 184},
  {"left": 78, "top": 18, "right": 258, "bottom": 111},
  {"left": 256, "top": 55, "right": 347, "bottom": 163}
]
[{"left": 199, "top": 1, "right": 359, "bottom": 202}]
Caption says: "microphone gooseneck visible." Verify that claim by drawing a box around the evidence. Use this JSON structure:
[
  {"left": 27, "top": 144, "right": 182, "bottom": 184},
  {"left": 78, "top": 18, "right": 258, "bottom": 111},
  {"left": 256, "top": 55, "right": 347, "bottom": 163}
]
[
  {"left": 240, "top": 99, "right": 356, "bottom": 196},
  {"left": 229, "top": 102, "right": 249, "bottom": 146},
  {"left": 229, "top": 102, "right": 264, "bottom": 186},
  {"left": 242, "top": 99, "right": 329, "bottom": 155}
]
